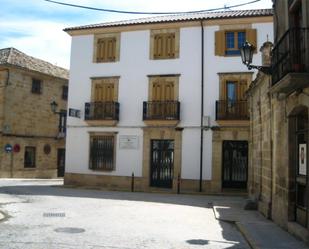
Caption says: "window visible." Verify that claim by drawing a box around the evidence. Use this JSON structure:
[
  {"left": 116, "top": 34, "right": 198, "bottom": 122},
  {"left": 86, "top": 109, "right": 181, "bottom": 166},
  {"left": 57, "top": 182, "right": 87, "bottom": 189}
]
[
  {"left": 150, "top": 29, "right": 179, "bottom": 59},
  {"left": 62, "top": 86, "right": 68, "bottom": 100},
  {"left": 24, "top": 147, "right": 36, "bottom": 168},
  {"left": 215, "top": 29, "right": 257, "bottom": 56},
  {"left": 31, "top": 79, "right": 42, "bottom": 94},
  {"left": 216, "top": 73, "right": 252, "bottom": 120},
  {"left": 85, "top": 77, "right": 120, "bottom": 121},
  {"left": 89, "top": 135, "right": 115, "bottom": 171},
  {"left": 225, "top": 31, "right": 246, "bottom": 55},
  {"left": 93, "top": 33, "right": 120, "bottom": 63},
  {"left": 58, "top": 111, "right": 67, "bottom": 134}
]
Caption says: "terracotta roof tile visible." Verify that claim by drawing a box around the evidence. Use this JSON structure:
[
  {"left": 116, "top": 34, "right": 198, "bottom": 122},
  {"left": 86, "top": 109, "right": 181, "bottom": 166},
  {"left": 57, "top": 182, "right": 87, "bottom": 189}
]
[
  {"left": 64, "top": 9, "right": 273, "bottom": 32},
  {"left": 0, "top": 47, "right": 69, "bottom": 80}
]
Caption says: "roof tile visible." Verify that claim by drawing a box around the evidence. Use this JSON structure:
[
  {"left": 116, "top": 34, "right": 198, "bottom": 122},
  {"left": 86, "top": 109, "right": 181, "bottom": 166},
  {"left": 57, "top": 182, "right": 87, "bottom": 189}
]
[
  {"left": 0, "top": 48, "right": 69, "bottom": 80},
  {"left": 64, "top": 9, "right": 273, "bottom": 32}
]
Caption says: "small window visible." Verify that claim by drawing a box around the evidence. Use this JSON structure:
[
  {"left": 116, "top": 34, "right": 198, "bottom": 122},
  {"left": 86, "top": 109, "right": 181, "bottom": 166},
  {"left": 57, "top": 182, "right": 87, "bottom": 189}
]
[
  {"left": 24, "top": 147, "right": 36, "bottom": 168},
  {"left": 59, "top": 111, "right": 67, "bottom": 134},
  {"left": 89, "top": 135, "right": 115, "bottom": 171},
  {"left": 32, "top": 79, "right": 42, "bottom": 94},
  {"left": 215, "top": 29, "right": 257, "bottom": 57},
  {"left": 225, "top": 31, "right": 246, "bottom": 55},
  {"left": 94, "top": 33, "right": 120, "bottom": 63},
  {"left": 150, "top": 29, "right": 179, "bottom": 60},
  {"left": 62, "top": 86, "right": 68, "bottom": 100}
]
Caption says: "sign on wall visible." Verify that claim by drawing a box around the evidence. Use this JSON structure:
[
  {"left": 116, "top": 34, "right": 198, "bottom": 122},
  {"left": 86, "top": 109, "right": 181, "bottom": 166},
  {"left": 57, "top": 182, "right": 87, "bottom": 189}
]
[
  {"left": 299, "top": 144, "right": 307, "bottom": 176},
  {"left": 119, "top": 135, "right": 139, "bottom": 150},
  {"left": 69, "top": 108, "right": 81, "bottom": 118},
  {"left": 4, "top": 144, "right": 12, "bottom": 153}
]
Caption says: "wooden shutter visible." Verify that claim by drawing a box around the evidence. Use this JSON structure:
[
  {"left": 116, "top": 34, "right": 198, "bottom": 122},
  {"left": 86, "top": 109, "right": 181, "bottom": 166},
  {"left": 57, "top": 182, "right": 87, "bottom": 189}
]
[
  {"left": 246, "top": 29, "right": 257, "bottom": 53},
  {"left": 95, "top": 82, "right": 114, "bottom": 102},
  {"left": 96, "top": 37, "right": 116, "bottom": 62},
  {"left": 238, "top": 80, "right": 248, "bottom": 100},
  {"left": 153, "top": 33, "right": 176, "bottom": 59},
  {"left": 154, "top": 34, "right": 162, "bottom": 58},
  {"left": 151, "top": 79, "right": 175, "bottom": 101},
  {"left": 215, "top": 30, "right": 225, "bottom": 56},
  {"left": 166, "top": 33, "right": 175, "bottom": 58}
]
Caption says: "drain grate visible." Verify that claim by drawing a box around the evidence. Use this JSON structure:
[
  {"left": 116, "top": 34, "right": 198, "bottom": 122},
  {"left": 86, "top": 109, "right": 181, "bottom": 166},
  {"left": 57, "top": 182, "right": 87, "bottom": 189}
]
[
  {"left": 43, "top": 212, "right": 65, "bottom": 217},
  {"left": 54, "top": 227, "right": 85, "bottom": 234}
]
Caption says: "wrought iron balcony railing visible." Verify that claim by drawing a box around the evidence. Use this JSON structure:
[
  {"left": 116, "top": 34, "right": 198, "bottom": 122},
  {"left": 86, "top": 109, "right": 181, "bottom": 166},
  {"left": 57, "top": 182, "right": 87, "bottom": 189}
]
[
  {"left": 272, "top": 28, "right": 309, "bottom": 85},
  {"left": 216, "top": 100, "right": 249, "bottom": 120},
  {"left": 85, "top": 102, "right": 119, "bottom": 121},
  {"left": 143, "top": 101, "right": 180, "bottom": 120}
]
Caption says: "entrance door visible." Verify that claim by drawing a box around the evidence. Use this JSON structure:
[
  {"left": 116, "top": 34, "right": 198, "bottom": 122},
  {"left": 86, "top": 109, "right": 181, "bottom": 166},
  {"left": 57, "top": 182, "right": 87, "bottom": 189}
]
[
  {"left": 294, "top": 109, "right": 308, "bottom": 227},
  {"left": 57, "top": 149, "right": 65, "bottom": 177},
  {"left": 222, "top": 141, "right": 248, "bottom": 188},
  {"left": 150, "top": 140, "right": 174, "bottom": 188}
]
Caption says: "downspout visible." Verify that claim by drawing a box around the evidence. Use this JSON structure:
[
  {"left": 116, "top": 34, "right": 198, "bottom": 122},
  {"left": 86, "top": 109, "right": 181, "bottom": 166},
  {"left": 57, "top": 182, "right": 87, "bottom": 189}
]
[{"left": 199, "top": 20, "right": 204, "bottom": 192}]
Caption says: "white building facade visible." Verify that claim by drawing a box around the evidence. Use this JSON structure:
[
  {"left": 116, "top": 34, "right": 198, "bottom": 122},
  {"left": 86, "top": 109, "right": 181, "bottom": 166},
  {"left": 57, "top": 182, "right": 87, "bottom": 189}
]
[{"left": 64, "top": 9, "right": 273, "bottom": 193}]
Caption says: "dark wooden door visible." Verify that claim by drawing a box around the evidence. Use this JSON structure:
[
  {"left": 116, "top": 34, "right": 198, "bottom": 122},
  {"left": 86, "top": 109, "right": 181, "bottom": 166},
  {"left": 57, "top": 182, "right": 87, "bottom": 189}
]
[
  {"left": 150, "top": 140, "right": 174, "bottom": 188},
  {"left": 57, "top": 149, "right": 65, "bottom": 177},
  {"left": 222, "top": 141, "right": 248, "bottom": 188},
  {"left": 295, "top": 110, "right": 308, "bottom": 227}
]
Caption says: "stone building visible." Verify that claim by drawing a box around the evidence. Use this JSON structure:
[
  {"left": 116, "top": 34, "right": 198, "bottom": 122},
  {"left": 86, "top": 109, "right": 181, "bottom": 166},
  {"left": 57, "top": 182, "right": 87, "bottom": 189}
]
[
  {"left": 247, "top": 0, "right": 309, "bottom": 242},
  {"left": 0, "top": 48, "right": 69, "bottom": 178}
]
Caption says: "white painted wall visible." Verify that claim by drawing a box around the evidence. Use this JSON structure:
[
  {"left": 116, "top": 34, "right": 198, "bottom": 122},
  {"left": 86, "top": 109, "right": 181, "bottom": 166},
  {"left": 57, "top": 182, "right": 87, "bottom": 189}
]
[
  {"left": 66, "top": 21, "right": 273, "bottom": 181},
  {"left": 66, "top": 127, "right": 143, "bottom": 176}
]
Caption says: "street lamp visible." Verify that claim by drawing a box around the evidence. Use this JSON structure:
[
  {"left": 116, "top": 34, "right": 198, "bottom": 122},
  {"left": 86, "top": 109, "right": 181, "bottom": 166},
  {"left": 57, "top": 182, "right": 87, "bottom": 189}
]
[
  {"left": 50, "top": 100, "right": 58, "bottom": 114},
  {"left": 240, "top": 41, "right": 272, "bottom": 74}
]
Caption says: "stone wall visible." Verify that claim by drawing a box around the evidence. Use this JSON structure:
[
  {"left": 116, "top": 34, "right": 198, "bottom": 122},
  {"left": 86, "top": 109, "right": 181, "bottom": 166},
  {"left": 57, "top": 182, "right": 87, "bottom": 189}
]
[{"left": 0, "top": 66, "right": 68, "bottom": 178}]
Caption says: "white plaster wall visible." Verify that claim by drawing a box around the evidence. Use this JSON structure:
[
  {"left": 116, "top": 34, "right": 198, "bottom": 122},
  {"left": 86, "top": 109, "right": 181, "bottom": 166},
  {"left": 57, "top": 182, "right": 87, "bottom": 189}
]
[
  {"left": 201, "top": 22, "right": 273, "bottom": 180},
  {"left": 66, "top": 21, "right": 273, "bottom": 180},
  {"left": 203, "top": 22, "right": 274, "bottom": 121},
  {"left": 67, "top": 28, "right": 202, "bottom": 128},
  {"left": 181, "top": 128, "right": 200, "bottom": 179},
  {"left": 67, "top": 27, "right": 202, "bottom": 177},
  {"left": 66, "top": 127, "right": 143, "bottom": 176}
]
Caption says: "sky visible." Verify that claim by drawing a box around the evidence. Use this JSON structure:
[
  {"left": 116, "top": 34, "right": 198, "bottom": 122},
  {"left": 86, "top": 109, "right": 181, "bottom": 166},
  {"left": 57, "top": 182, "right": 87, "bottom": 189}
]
[{"left": 0, "top": 0, "right": 273, "bottom": 69}]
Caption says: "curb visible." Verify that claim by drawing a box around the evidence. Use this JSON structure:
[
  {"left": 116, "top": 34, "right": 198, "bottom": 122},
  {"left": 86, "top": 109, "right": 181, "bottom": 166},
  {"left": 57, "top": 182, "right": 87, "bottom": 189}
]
[
  {"left": 0, "top": 211, "right": 6, "bottom": 222},
  {"left": 235, "top": 222, "right": 259, "bottom": 249},
  {"left": 212, "top": 205, "right": 259, "bottom": 249}
]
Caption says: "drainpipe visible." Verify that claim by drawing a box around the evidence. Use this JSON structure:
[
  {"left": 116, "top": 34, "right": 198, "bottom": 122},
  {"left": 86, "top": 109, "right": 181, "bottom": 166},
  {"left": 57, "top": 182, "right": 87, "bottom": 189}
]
[{"left": 199, "top": 21, "right": 204, "bottom": 192}]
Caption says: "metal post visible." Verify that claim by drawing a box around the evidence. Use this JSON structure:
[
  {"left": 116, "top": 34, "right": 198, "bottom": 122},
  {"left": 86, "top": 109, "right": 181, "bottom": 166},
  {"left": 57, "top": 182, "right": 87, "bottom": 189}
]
[
  {"left": 131, "top": 172, "right": 134, "bottom": 192},
  {"left": 177, "top": 173, "right": 180, "bottom": 194},
  {"left": 10, "top": 152, "right": 13, "bottom": 178}
]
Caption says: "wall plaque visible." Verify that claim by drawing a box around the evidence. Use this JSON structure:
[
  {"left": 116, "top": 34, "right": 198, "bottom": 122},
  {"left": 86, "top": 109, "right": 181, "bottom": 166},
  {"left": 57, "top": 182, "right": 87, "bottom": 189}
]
[
  {"left": 299, "top": 144, "right": 307, "bottom": 176},
  {"left": 119, "top": 135, "right": 139, "bottom": 149}
]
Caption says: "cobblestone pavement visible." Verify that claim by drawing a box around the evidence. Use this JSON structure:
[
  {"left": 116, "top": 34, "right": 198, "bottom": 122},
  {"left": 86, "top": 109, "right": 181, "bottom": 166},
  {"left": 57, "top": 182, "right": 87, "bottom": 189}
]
[{"left": 0, "top": 179, "right": 249, "bottom": 249}]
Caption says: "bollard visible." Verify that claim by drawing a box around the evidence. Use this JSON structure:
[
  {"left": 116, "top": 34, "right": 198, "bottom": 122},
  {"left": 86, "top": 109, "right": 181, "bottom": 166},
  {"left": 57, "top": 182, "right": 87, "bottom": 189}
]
[
  {"left": 131, "top": 172, "right": 134, "bottom": 192},
  {"left": 177, "top": 173, "right": 180, "bottom": 194}
]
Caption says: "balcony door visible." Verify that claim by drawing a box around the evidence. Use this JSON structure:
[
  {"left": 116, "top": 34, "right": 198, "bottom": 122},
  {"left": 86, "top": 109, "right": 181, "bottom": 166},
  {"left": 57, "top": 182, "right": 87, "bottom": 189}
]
[
  {"left": 223, "top": 80, "right": 247, "bottom": 118},
  {"left": 94, "top": 82, "right": 115, "bottom": 119},
  {"left": 151, "top": 78, "right": 175, "bottom": 118}
]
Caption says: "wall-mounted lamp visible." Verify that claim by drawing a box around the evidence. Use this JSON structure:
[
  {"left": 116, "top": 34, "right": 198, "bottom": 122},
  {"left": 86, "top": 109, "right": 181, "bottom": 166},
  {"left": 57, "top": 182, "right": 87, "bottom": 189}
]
[
  {"left": 50, "top": 100, "right": 59, "bottom": 114},
  {"left": 240, "top": 41, "right": 272, "bottom": 75}
]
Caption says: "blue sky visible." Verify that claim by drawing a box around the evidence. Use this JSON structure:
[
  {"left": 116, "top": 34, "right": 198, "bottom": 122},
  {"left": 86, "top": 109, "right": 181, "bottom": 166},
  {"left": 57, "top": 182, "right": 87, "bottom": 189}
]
[{"left": 0, "top": 0, "right": 273, "bottom": 68}]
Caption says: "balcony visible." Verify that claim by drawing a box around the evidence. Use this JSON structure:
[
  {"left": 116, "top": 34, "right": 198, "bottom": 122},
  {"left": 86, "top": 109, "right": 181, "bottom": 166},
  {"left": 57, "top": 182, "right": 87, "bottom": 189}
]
[
  {"left": 216, "top": 100, "right": 249, "bottom": 121},
  {"left": 85, "top": 101, "right": 119, "bottom": 126},
  {"left": 271, "top": 28, "right": 309, "bottom": 93},
  {"left": 143, "top": 101, "right": 180, "bottom": 126}
]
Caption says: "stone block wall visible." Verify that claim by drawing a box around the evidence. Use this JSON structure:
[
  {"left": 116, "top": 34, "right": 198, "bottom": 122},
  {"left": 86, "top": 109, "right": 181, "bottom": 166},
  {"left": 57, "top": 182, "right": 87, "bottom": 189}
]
[{"left": 0, "top": 66, "right": 68, "bottom": 178}]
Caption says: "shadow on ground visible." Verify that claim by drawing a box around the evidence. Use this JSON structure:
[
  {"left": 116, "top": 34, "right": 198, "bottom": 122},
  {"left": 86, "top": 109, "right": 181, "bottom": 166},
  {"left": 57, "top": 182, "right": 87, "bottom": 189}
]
[{"left": 0, "top": 183, "right": 246, "bottom": 209}]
